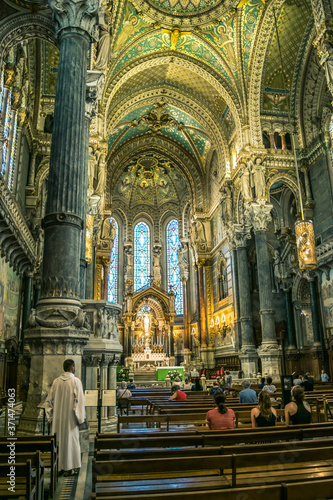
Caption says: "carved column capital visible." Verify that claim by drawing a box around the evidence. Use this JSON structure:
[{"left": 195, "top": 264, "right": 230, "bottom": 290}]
[
  {"left": 245, "top": 201, "right": 273, "bottom": 232},
  {"left": 233, "top": 224, "right": 252, "bottom": 248},
  {"left": 85, "top": 70, "right": 105, "bottom": 121},
  {"left": 48, "top": 0, "right": 101, "bottom": 40}
]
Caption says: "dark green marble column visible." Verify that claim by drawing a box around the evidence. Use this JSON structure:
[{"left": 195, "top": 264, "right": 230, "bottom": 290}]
[
  {"left": 284, "top": 286, "right": 297, "bottom": 348},
  {"left": 308, "top": 277, "right": 321, "bottom": 345}
]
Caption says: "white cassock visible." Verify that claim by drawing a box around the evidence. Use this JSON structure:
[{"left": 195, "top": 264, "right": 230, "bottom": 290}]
[{"left": 45, "top": 372, "right": 85, "bottom": 471}]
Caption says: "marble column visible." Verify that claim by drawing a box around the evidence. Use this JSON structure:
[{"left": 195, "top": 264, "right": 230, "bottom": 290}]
[
  {"left": 246, "top": 202, "right": 281, "bottom": 380},
  {"left": 18, "top": 0, "right": 100, "bottom": 435},
  {"left": 108, "top": 360, "right": 118, "bottom": 426},
  {"left": 100, "top": 355, "right": 109, "bottom": 423},
  {"left": 197, "top": 259, "right": 208, "bottom": 346},
  {"left": 269, "top": 131, "right": 275, "bottom": 149},
  {"left": 283, "top": 285, "right": 297, "bottom": 348},
  {"left": 21, "top": 272, "right": 33, "bottom": 353},
  {"left": 280, "top": 132, "right": 287, "bottom": 150},
  {"left": 307, "top": 274, "right": 321, "bottom": 345},
  {"left": 227, "top": 228, "right": 241, "bottom": 351},
  {"left": 102, "top": 257, "right": 110, "bottom": 300},
  {"left": 234, "top": 225, "right": 258, "bottom": 377},
  {"left": 83, "top": 354, "right": 101, "bottom": 429}
]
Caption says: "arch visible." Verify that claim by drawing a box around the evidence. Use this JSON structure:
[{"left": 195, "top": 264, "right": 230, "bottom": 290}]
[
  {"left": 133, "top": 220, "right": 151, "bottom": 292},
  {"left": 0, "top": 13, "right": 57, "bottom": 64}
]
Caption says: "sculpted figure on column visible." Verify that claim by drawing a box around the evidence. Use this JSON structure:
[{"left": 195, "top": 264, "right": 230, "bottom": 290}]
[
  {"left": 239, "top": 162, "right": 252, "bottom": 202},
  {"left": 319, "top": 41, "right": 333, "bottom": 96},
  {"left": 250, "top": 157, "right": 266, "bottom": 199},
  {"left": 95, "top": 2, "right": 112, "bottom": 69},
  {"left": 94, "top": 151, "right": 107, "bottom": 196}
]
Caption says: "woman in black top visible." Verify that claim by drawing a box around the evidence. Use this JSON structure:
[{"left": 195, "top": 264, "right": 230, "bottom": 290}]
[
  {"left": 251, "top": 391, "right": 277, "bottom": 427},
  {"left": 285, "top": 385, "right": 311, "bottom": 425}
]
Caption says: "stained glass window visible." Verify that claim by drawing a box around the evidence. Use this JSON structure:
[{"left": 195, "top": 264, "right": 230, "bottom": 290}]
[
  {"left": 8, "top": 112, "right": 17, "bottom": 190},
  {"left": 1, "top": 90, "right": 11, "bottom": 176},
  {"left": 134, "top": 221, "right": 150, "bottom": 292},
  {"left": 0, "top": 66, "right": 4, "bottom": 114},
  {"left": 166, "top": 219, "right": 183, "bottom": 315},
  {"left": 107, "top": 217, "right": 119, "bottom": 303}
]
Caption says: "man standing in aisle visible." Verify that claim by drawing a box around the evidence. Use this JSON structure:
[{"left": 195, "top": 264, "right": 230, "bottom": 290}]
[{"left": 46, "top": 359, "right": 85, "bottom": 476}]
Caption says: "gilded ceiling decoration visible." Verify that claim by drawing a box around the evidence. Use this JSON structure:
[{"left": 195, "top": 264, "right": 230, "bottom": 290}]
[{"left": 112, "top": 153, "right": 189, "bottom": 209}]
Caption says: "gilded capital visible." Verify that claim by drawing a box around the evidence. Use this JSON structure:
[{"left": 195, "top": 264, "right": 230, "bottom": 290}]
[
  {"left": 48, "top": 0, "right": 101, "bottom": 40},
  {"left": 245, "top": 201, "right": 273, "bottom": 232}
]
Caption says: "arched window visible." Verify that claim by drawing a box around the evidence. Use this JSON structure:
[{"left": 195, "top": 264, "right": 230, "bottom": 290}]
[
  {"left": 1, "top": 89, "right": 11, "bottom": 176},
  {"left": 134, "top": 221, "right": 150, "bottom": 292},
  {"left": 166, "top": 219, "right": 183, "bottom": 315},
  {"left": 8, "top": 112, "right": 18, "bottom": 190},
  {"left": 107, "top": 217, "right": 119, "bottom": 303}
]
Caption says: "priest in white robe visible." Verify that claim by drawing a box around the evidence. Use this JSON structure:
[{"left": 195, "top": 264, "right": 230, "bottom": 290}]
[{"left": 45, "top": 359, "right": 86, "bottom": 474}]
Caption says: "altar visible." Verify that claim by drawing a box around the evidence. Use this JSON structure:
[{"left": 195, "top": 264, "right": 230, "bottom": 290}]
[{"left": 132, "top": 346, "right": 169, "bottom": 370}]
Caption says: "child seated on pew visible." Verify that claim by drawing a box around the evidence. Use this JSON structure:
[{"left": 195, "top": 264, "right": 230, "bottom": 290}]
[
  {"left": 206, "top": 393, "right": 235, "bottom": 430},
  {"left": 251, "top": 391, "right": 277, "bottom": 427},
  {"left": 169, "top": 385, "right": 187, "bottom": 401}
]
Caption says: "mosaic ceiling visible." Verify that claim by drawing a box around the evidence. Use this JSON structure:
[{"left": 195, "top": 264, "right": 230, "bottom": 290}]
[{"left": 112, "top": 153, "right": 189, "bottom": 210}]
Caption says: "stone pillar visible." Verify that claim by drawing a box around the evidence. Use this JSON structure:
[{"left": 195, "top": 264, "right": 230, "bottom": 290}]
[
  {"left": 83, "top": 355, "right": 101, "bottom": 429},
  {"left": 102, "top": 257, "right": 110, "bottom": 300},
  {"left": 108, "top": 360, "right": 118, "bottom": 426},
  {"left": 21, "top": 273, "right": 33, "bottom": 332},
  {"left": 197, "top": 259, "right": 208, "bottom": 346},
  {"left": 100, "top": 355, "right": 109, "bottom": 423},
  {"left": 283, "top": 285, "right": 297, "bottom": 348},
  {"left": 246, "top": 202, "right": 281, "bottom": 380},
  {"left": 169, "top": 324, "right": 175, "bottom": 366},
  {"left": 269, "top": 131, "right": 275, "bottom": 149},
  {"left": 227, "top": 228, "right": 241, "bottom": 351},
  {"left": 301, "top": 166, "right": 313, "bottom": 206},
  {"left": 280, "top": 132, "right": 287, "bottom": 150},
  {"left": 234, "top": 225, "right": 258, "bottom": 377},
  {"left": 307, "top": 274, "right": 321, "bottom": 346},
  {"left": 178, "top": 240, "right": 190, "bottom": 365},
  {"left": 18, "top": 0, "right": 100, "bottom": 435},
  {"left": 26, "top": 143, "right": 38, "bottom": 192}
]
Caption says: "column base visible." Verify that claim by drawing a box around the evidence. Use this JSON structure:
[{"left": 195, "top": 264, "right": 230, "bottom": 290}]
[
  {"left": 257, "top": 342, "right": 282, "bottom": 382},
  {"left": 206, "top": 344, "right": 215, "bottom": 369},
  {"left": 18, "top": 324, "right": 89, "bottom": 435},
  {"left": 200, "top": 344, "right": 208, "bottom": 366},
  {"left": 238, "top": 346, "right": 258, "bottom": 378}
]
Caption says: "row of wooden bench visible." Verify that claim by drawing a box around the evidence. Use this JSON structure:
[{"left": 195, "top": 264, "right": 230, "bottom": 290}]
[
  {"left": 0, "top": 435, "right": 58, "bottom": 499},
  {"left": 92, "top": 421, "right": 333, "bottom": 499}
]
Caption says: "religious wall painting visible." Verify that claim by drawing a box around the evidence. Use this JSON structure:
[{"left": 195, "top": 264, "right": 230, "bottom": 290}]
[
  {"left": 112, "top": 3, "right": 150, "bottom": 58},
  {"left": 322, "top": 269, "right": 333, "bottom": 331},
  {"left": 201, "top": 12, "right": 238, "bottom": 77},
  {"left": 41, "top": 40, "right": 59, "bottom": 97},
  {"left": 241, "top": 0, "right": 264, "bottom": 79},
  {"left": 0, "top": 257, "right": 20, "bottom": 340},
  {"left": 262, "top": 88, "right": 289, "bottom": 113}
]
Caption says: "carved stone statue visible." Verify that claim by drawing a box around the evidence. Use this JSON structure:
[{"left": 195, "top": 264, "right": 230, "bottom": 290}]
[
  {"left": 153, "top": 244, "right": 162, "bottom": 285},
  {"left": 95, "top": 2, "right": 112, "bottom": 70},
  {"left": 94, "top": 152, "right": 106, "bottom": 196},
  {"left": 251, "top": 157, "right": 266, "bottom": 199},
  {"left": 320, "top": 41, "right": 333, "bottom": 96},
  {"left": 88, "top": 145, "right": 97, "bottom": 194},
  {"left": 239, "top": 162, "right": 252, "bottom": 201},
  {"left": 221, "top": 184, "right": 233, "bottom": 224}
]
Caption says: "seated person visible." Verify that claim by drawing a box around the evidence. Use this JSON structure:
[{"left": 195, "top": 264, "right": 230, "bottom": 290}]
[
  {"left": 183, "top": 378, "right": 192, "bottom": 390},
  {"left": 191, "top": 378, "right": 203, "bottom": 391},
  {"left": 300, "top": 374, "right": 313, "bottom": 391},
  {"left": 209, "top": 381, "right": 223, "bottom": 396},
  {"left": 257, "top": 377, "right": 265, "bottom": 389},
  {"left": 292, "top": 374, "right": 302, "bottom": 385},
  {"left": 321, "top": 369, "right": 329, "bottom": 382},
  {"left": 127, "top": 378, "right": 136, "bottom": 390},
  {"left": 117, "top": 381, "right": 132, "bottom": 411},
  {"left": 206, "top": 393, "right": 235, "bottom": 430},
  {"left": 251, "top": 391, "right": 277, "bottom": 427},
  {"left": 262, "top": 376, "right": 276, "bottom": 395},
  {"left": 224, "top": 370, "right": 232, "bottom": 393},
  {"left": 169, "top": 384, "right": 187, "bottom": 401},
  {"left": 285, "top": 385, "right": 312, "bottom": 425},
  {"left": 239, "top": 379, "right": 258, "bottom": 403}
]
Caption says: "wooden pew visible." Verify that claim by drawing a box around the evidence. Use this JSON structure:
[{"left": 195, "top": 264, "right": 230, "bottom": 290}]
[
  {"left": 0, "top": 451, "right": 44, "bottom": 500},
  {"left": 0, "top": 436, "right": 58, "bottom": 497},
  {"left": 92, "top": 445, "right": 333, "bottom": 496},
  {"left": 0, "top": 459, "right": 37, "bottom": 500},
  {"left": 91, "top": 477, "right": 333, "bottom": 500}
]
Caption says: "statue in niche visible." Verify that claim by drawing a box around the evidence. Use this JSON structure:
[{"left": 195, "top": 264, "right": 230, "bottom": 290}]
[
  {"left": 221, "top": 184, "right": 233, "bottom": 224},
  {"left": 190, "top": 220, "right": 207, "bottom": 252},
  {"left": 320, "top": 41, "right": 333, "bottom": 96},
  {"left": 239, "top": 162, "right": 252, "bottom": 201},
  {"left": 94, "top": 152, "right": 106, "bottom": 196},
  {"left": 152, "top": 245, "right": 162, "bottom": 284},
  {"left": 250, "top": 157, "right": 266, "bottom": 199},
  {"left": 88, "top": 146, "right": 97, "bottom": 194},
  {"left": 273, "top": 249, "right": 283, "bottom": 291},
  {"left": 100, "top": 216, "right": 116, "bottom": 253},
  {"left": 95, "top": 2, "right": 112, "bottom": 70}
]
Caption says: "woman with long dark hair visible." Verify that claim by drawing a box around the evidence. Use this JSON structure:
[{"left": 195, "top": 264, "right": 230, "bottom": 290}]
[
  {"left": 251, "top": 391, "right": 277, "bottom": 427},
  {"left": 206, "top": 393, "right": 235, "bottom": 430},
  {"left": 285, "top": 385, "right": 311, "bottom": 425}
]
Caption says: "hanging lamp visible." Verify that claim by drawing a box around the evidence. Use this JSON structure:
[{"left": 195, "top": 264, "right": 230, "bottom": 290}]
[{"left": 273, "top": 8, "right": 317, "bottom": 271}]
